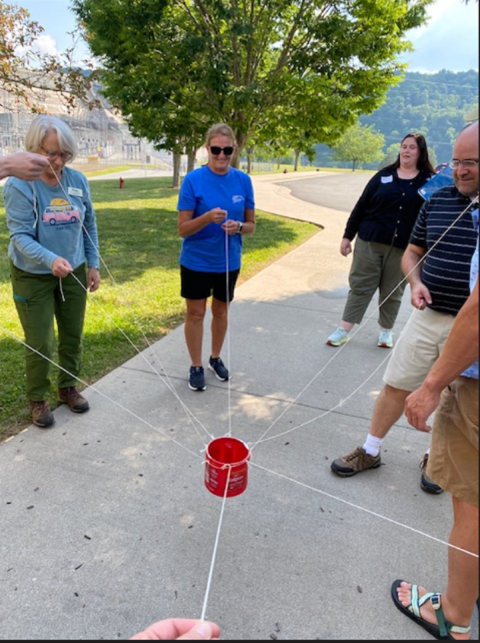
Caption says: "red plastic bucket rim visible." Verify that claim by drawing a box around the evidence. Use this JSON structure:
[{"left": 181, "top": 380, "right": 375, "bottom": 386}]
[{"left": 205, "top": 436, "right": 251, "bottom": 468}]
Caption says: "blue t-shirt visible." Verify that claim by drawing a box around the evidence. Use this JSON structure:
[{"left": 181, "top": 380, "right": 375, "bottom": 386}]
[
  {"left": 177, "top": 165, "right": 255, "bottom": 272},
  {"left": 4, "top": 167, "right": 99, "bottom": 274}
]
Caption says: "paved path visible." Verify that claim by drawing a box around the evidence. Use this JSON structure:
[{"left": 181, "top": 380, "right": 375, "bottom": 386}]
[{"left": 0, "top": 171, "right": 477, "bottom": 641}]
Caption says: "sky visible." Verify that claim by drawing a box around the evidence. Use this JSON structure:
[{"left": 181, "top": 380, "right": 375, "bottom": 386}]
[{"left": 14, "top": 0, "right": 480, "bottom": 74}]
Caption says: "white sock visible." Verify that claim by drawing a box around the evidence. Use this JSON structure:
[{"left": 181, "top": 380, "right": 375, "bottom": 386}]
[{"left": 363, "top": 434, "right": 383, "bottom": 457}]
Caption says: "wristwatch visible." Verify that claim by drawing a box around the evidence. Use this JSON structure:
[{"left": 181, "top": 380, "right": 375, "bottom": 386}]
[{"left": 236, "top": 221, "right": 244, "bottom": 234}]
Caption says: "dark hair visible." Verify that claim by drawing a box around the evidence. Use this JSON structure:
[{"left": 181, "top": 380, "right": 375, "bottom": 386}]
[{"left": 391, "top": 132, "right": 435, "bottom": 174}]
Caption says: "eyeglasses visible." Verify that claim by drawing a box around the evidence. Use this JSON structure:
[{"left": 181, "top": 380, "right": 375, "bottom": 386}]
[
  {"left": 210, "top": 146, "right": 234, "bottom": 156},
  {"left": 449, "top": 159, "right": 479, "bottom": 169},
  {"left": 40, "top": 146, "right": 73, "bottom": 163}
]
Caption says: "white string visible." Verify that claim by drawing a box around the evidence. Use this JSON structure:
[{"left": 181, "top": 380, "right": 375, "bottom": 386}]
[
  {"left": 0, "top": 321, "right": 203, "bottom": 461},
  {"left": 69, "top": 272, "right": 214, "bottom": 444},
  {"left": 250, "top": 307, "right": 419, "bottom": 449},
  {"left": 224, "top": 228, "right": 233, "bottom": 437},
  {"left": 40, "top": 164, "right": 235, "bottom": 445},
  {"left": 249, "top": 198, "right": 478, "bottom": 450},
  {"left": 200, "top": 466, "right": 232, "bottom": 621},
  {"left": 250, "top": 461, "right": 479, "bottom": 559},
  {"left": 42, "top": 162, "right": 214, "bottom": 444},
  {"left": 9, "top": 169, "right": 478, "bottom": 621}
]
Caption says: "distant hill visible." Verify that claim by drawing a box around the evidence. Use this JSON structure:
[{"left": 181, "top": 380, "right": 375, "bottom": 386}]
[{"left": 314, "top": 69, "right": 479, "bottom": 168}]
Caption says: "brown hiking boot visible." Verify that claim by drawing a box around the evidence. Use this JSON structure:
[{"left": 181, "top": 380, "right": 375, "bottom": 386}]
[
  {"left": 58, "top": 387, "right": 90, "bottom": 413},
  {"left": 331, "top": 446, "right": 381, "bottom": 477},
  {"left": 30, "top": 401, "right": 55, "bottom": 429}
]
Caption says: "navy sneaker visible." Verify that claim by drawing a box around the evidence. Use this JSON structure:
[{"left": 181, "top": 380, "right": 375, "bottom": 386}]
[
  {"left": 208, "top": 356, "right": 230, "bottom": 381},
  {"left": 188, "top": 366, "right": 206, "bottom": 391}
]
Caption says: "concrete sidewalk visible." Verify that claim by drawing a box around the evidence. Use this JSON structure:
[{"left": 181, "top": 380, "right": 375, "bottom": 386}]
[{"left": 0, "top": 172, "right": 477, "bottom": 641}]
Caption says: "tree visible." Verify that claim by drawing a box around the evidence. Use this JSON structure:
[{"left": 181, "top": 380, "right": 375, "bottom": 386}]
[
  {"left": 0, "top": 3, "right": 98, "bottom": 112},
  {"left": 73, "top": 0, "right": 434, "bottom": 177},
  {"left": 332, "top": 123, "right": 385, "bottom": 171},
  {"left": 379, "top": 143, "right": 403, "bottom": 169}
]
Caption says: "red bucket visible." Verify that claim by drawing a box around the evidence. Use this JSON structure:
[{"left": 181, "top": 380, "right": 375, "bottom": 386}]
[{"left": 205, "top": 436, "right": 251, "bottom": 498}]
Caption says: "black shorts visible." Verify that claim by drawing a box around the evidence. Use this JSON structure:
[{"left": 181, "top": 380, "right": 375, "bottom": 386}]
[{"left": 180, "top": 265, "right": 240, "bottom": 302}]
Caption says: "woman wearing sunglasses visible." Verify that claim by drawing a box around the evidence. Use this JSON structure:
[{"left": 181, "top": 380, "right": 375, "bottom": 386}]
[
  {"left": 177, "top": 123, "right": 256, "bottom": 391},
  {"left": 4, "top": 115, "right": 100, "bottom": 428}
]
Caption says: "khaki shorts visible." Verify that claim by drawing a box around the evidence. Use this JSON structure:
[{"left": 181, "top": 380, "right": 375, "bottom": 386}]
[
  {"left": 383, "top": 307, "right": 455, "bottom": 391},
  {"left": 427, "top": 377, "right": 479, "bottom": 507}
]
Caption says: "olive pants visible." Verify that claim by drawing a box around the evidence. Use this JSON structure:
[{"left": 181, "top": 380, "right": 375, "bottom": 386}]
[
  {"left": 343, "top": 238, "right": 406, "bottom": 329},
  {"left": 10, "top": 261, "right": 88, "bottom": 401}
]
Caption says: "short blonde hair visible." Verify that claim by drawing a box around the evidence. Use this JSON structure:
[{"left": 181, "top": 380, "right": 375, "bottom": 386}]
[
  {"left": 25, "top": 115, "right": 78, "bottom": 161},
  {"left": 206, "top": 123, "right": 236, "bottom": 146}
]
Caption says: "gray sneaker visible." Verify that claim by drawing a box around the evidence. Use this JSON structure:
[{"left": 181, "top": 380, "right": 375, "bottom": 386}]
[{"left": 331, "top": 446, "right": 381, "bottom": 477}]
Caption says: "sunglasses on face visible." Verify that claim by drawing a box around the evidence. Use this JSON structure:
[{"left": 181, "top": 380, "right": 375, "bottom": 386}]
[{"left": 210, "top": 146, "right": 234, "bottom": 156}]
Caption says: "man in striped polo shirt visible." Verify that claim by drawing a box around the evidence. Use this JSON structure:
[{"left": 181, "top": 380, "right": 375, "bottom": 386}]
[{"left": 330, "top": 121, "right": 479, "bottom": 489}]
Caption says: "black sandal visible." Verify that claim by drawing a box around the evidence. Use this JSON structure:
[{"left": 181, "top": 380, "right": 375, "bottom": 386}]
[{"left": 391, "top": 579, "right": 472, "bottom": 640}]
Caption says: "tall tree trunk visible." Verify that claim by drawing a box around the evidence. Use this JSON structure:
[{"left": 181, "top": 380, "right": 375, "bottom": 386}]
[
  {"left": 294, "top": 149, "right": 300, "bottom": 171},
  {"left": 232, "top": 136, "right": 247, "bottom": 168},
  {"left": 187, "top": 148, "right": 196, "bottom": 174},
  {"left": 172, "top": 152, "right": 181, "bottom": 188},
  {"left": 246, "top": 145, "right": 254, "bottom": 174}
]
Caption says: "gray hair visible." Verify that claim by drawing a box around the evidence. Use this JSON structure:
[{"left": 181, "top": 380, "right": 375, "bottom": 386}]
[
  {"left": 25, "top": 115, "right": 78, "bottom": 161},
  {"left": 206, "top": 123, "right": 236, "bottom": 146}
]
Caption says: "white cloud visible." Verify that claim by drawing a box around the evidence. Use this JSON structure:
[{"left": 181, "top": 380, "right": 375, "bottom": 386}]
[
  {"left": 403, "top": 0, "right": 479, "bottom": 72},
  {"left": 32, "top": 34, "right": 60, "bottom": 56},
  {"left": 14, "top": 33, "right": 60, "bottom": 58}
]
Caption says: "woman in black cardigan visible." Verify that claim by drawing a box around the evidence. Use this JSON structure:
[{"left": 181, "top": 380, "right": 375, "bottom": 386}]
[{"left": 326, "top": 132, "right": 435, "bottom": 349}]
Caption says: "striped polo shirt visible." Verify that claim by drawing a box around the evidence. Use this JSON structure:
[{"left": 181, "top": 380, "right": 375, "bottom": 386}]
[{"left": 409, "top": 185, "right": 478, "bottom": 315}]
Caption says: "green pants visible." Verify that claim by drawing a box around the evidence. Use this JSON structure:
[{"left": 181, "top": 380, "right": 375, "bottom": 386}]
[
  {"left": 342, "top": 238, "right": 406, "bottom": 329},
  {"left": 10, "top": 261, "right": 88, "bottom": 401}
]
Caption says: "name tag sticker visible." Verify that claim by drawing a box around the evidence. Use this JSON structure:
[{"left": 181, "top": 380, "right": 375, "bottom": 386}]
[
  {"left": 381, "top": 176, "right": 393, "bottom": 184},
  {"left": 68, "top": 187, "right": 83, "bottom": 197}
]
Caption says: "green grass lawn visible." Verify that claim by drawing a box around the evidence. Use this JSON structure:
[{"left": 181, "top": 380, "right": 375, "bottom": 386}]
[{"left": 0, "top": 176, "right": 318, "bottom": 441}]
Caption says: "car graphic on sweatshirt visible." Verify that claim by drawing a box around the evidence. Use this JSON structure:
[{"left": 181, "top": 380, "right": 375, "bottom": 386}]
[{"left": 42, "top": 199, "right": 80, "bottom": 226}]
